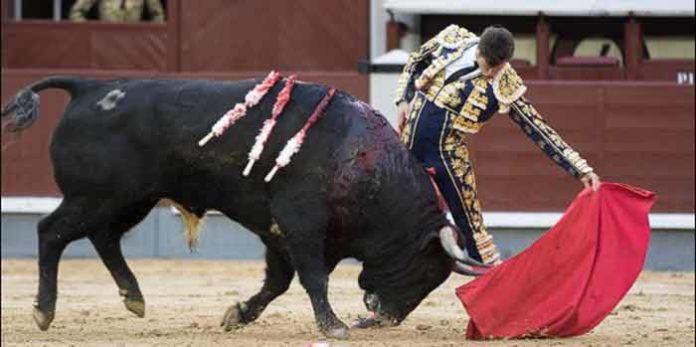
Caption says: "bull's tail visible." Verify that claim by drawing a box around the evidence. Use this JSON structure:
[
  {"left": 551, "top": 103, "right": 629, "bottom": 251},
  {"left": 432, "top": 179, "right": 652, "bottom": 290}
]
[{"left": 1, "top": 76, "right": 88, "bottom": 133}]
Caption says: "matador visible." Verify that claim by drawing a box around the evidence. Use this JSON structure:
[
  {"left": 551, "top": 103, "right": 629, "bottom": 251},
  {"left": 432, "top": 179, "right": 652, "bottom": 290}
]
[{"left": 395, "top": 25, "right": 601, "bottom": 265}]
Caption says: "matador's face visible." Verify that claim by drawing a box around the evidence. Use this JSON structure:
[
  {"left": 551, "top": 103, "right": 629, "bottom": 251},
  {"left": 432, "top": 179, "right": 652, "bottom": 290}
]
[{"left": 475, "top": 47, "right": 506, "bottom": 79}]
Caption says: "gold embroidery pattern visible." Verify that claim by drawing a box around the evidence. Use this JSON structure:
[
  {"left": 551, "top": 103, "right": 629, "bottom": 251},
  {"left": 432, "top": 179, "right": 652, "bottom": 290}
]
[
  {"left": 416, "top": 47, "right": 466, "bottom": 91},
  {"left": 427, "top": 76, "right": 491, "bottom": 131},
  {"left": 433, "top": 81, "right": 464, "bottom": 110},
  {"left": 493, "top": 63, "right": 527, "bottom": 113},
  {"left": 394, "top": 34, "right": 440, "bottom": 105},
  {"left": 450, "top": 114, "right": 482, "bottom": 134},
  {"left": 469, "top": 88, "right": 489, "bottom": 109},
  {"left": 415, "top": 26, "right": 479, "bottom": 93},
  {"left": 395, "top": 24, "right": 478, "bottom": 106},
  {"left": 436, "top": 24, "right": 475, "bottom": 49},
  {"left": 439, "top": 120, "right": 500, "bottom": 264},
  {"left": 462, "top": 103, "right": 481, "bottom": 119},
  {"left": 420, "top": 92, "right": 482, "bottom": 135},
  {"left": 400, "top": 93, "right": 426, "bottom": 147},
  {"left": 424, "top": 70, "right": 446, "bottom": 101},
  {"left": 459, "top": 77, "right": 490, "bottom": 121},
  {"left": 510, "top": 98, "right": 594, "bottom": 177}
]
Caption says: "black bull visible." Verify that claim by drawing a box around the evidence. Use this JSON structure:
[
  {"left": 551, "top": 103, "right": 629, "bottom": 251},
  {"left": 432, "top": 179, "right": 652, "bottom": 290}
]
[{"left": 1, "top": 76, "right": 487, "bottom": 338}]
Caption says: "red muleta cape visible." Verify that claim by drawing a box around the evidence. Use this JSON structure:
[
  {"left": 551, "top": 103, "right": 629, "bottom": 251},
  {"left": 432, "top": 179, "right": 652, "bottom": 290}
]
[{"left": 456, "top": 182, "right": 656, "bottom": 340}]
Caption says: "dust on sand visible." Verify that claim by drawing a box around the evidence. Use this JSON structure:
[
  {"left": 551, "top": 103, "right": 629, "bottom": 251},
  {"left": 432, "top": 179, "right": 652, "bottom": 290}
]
[{"left": 2, "top": 259, "right": 694, "bottom": 346}]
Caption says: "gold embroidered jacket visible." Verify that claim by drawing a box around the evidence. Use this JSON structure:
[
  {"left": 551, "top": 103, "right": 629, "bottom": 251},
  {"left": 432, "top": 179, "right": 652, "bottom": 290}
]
[{"left": 395, "top": 24, "right": 593, "bottom": 179}]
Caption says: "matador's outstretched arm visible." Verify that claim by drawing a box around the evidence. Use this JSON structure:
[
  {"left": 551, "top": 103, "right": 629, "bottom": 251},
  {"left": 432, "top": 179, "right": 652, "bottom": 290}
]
[{"left": 508, "top": 97, "right": 595, "bottom": 180}]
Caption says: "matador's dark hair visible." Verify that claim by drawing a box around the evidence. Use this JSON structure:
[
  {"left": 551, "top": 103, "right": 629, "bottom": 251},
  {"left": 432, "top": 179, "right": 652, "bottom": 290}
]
[{"left": 478, "top": 25, "right": 515, "bottom": 67}]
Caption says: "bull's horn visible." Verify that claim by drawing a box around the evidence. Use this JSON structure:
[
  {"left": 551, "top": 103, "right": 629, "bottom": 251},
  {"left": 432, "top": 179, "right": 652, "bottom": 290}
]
[
  {"left": 438, "top": 226, "right": 491, "bottom": 268},
  {"left": 452, "top": 261, "right": 489, "bottom": 276}
]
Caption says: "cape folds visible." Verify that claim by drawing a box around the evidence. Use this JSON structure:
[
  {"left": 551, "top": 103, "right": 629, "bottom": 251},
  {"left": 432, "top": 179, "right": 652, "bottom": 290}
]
[{"left": 456, "top": 182, "right": 656, "bottom": 340}]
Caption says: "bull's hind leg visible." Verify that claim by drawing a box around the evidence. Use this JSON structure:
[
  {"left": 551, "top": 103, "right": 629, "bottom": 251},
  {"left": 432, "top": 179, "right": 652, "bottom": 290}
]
[
  {"left": 221, "top": 240, "right": 294, "bottom": 331},
  {"left": 88, "top": 199, "right": 156, "bottom": 318},
  {"left": 270, "top": 193, "right": 349, "bottom": 339},
  {"left": 34, "top": 197, "right": 100, "bottom": 330},
  {"left": 33, "top": 196, "right": 153, "bottom": 331}
]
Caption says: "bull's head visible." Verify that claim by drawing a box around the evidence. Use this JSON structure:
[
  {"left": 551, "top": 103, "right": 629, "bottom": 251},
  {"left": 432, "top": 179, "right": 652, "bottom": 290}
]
[{"left": 355, "top": 225, "right": 491, "bottom": 328}]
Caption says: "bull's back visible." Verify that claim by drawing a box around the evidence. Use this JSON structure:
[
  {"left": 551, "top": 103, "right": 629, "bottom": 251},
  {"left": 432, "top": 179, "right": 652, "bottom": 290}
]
[{"left": 49, "top": 78, "right": 256, "bottom": 197}]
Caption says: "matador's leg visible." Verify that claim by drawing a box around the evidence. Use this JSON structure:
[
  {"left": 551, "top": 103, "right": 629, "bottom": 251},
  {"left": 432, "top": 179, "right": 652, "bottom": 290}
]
[{"left": 433, "top": 126, "right": 501, "bottom": 265}]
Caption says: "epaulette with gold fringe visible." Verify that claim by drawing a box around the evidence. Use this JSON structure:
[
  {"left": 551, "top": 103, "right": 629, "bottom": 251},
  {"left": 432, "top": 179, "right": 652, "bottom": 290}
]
[{"left": 492, "top": 63, "right": 526, "bottom": 113}]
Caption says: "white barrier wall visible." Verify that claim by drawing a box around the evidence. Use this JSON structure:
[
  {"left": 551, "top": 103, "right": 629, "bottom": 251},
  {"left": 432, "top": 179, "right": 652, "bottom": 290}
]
[
  {"left": 2, "top": 198, "right": 694, "bottom": 270},
  {"left": 369, "top": 72, "right": 401, "bottom": 128}
]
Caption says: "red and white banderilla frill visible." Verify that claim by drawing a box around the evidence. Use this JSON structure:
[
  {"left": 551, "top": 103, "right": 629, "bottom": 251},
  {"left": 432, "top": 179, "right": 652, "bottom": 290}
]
[
  {"left": 198, "top": 70, "right": 282, "bottom": 147},
  {"left": 243, "top": 75, "right": 297, "bottom": 176},
  {"left": 264, "top": 88, "right": 336, "bottom": 182}
]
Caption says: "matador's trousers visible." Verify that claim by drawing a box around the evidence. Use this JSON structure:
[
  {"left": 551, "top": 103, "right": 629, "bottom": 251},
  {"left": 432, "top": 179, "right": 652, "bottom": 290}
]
[{"left": 401, "top": 92, "right": 500, "bottom": 264}]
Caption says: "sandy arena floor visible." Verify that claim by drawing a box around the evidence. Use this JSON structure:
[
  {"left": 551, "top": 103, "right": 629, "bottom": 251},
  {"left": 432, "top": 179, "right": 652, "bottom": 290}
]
[{"left": 1, "top": 259, "right": 694, "bottom": 346}]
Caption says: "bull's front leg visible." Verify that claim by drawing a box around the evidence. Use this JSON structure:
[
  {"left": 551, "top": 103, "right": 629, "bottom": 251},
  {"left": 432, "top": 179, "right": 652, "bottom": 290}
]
[
  {"left": 289, "top": 240, "right": 348, "bottom": 339},
  {"left": 270, "top": 193, "right": 348, "bottom": 339},
  {"left": 221, "top": 241, "right": 294, "bottom": 330}
]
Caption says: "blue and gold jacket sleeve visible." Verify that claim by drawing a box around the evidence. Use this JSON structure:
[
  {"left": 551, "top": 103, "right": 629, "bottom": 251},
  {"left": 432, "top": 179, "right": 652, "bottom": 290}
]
[
  {"left": 393, "top": 35, "right": 440, "bottom": 106},
  {"left": 494, "top": 65, "right": 594, "bottom": 179}
]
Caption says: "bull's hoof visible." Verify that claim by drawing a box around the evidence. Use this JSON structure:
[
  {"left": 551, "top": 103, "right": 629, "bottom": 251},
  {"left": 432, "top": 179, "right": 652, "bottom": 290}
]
[
  {"left": 220, "top": 302, "right": 245, "bottom": 331},
  {"left": 124, "top": 298, "right": 145, "bottom": 318},
  {"left": 32, "top": 307, "right": 54, "bottom": 331},
  {"left": 352, "top": 316, "right": 381, "bottom": 329},
  {"left": 119, "top": 289, "right": 145, "bottom": 318},
  {"left": 323, "top": 324, "right": 350, "bottom": 340}
]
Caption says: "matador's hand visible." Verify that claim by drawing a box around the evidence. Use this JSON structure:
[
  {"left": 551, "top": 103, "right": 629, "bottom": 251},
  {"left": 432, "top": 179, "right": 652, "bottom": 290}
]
[
  {"left": 581, "top": 172, "right": 601, "bottom": 192},
  {"left": 396, "top": 101, "right": 409, "bottom": 134}
]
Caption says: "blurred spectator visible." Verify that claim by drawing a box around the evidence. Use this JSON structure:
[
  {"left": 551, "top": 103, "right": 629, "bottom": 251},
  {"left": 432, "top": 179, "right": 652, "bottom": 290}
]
[{"left": 69, "top": 0, "right": 165, "bottom": 23}]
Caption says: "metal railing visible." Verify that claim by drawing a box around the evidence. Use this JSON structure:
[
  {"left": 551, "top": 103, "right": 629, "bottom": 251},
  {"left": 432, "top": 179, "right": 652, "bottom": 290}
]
[{"left": 13, "top": 0, "right": 64, "bottom": 21}]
